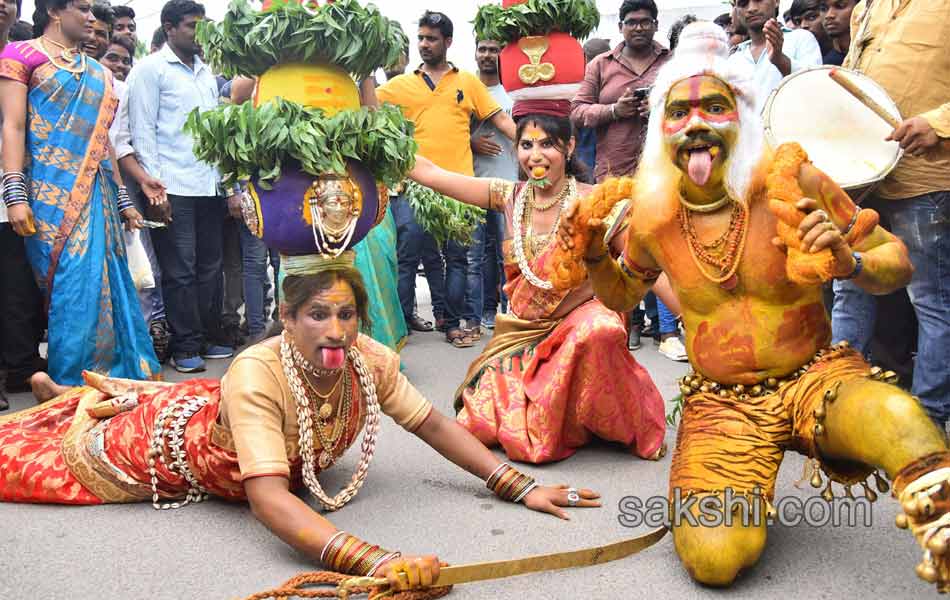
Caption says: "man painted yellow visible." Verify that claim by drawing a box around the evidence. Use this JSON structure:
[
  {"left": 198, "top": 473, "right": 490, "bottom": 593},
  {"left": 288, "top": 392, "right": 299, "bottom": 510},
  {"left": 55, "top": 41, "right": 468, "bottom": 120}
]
[{"left": 559, "top": 22, "right": 950, "bottom": 590}]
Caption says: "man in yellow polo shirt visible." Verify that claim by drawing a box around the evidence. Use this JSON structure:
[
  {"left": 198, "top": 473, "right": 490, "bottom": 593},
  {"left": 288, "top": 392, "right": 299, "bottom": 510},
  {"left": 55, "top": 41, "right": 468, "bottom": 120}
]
[{"left": 376, "top": 10, "right": 516, "bottom": 349}]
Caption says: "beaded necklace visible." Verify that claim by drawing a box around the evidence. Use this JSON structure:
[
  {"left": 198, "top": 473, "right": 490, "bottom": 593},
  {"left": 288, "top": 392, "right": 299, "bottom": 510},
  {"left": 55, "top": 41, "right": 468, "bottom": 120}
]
[{"left": 678, "top": 197, "right": 749, "bottom": 291}]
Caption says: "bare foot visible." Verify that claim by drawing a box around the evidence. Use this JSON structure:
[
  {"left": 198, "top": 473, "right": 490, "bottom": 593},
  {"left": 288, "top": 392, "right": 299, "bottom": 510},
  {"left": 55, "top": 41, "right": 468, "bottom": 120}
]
[{"left": 30, "top": 372, "right": 70, "bottom": 404}]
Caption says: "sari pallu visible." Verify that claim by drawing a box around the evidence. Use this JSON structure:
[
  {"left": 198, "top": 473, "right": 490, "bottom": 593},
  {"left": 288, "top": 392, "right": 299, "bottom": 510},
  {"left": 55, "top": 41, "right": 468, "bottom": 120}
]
[
  {"left": 353, "top": 209, "right": 408, "bottom": 352},
  {"left": 455, "top": 183, "right": 666, "bottom": 464},
  {"left": 0, "top": 41, "right": 160, "bottom": 385}
]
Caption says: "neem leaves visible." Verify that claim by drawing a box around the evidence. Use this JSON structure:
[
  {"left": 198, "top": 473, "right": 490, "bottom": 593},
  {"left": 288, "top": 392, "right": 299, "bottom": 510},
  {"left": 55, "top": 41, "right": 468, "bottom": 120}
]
[
  {"left": 198, "top": 0, "right": 405, "bottom": 78},
  {"left": 473, "top": 0, "right": 600, "bottom": 46},
  {"left": 185, "top": 100, "right": 417, "bottom": 190},
  {"left": 403, "top": 181, "right": 485, "bottom": 246}
]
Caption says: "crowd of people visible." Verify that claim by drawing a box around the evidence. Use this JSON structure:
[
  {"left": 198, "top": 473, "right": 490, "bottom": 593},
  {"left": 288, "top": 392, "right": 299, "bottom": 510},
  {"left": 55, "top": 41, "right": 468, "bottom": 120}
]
[{"left": 0, "top": 0, "right": 947, "bottom": 593}]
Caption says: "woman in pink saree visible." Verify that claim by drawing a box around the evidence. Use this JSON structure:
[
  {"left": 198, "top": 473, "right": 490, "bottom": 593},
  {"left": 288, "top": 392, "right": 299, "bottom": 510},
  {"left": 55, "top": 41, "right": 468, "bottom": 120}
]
[{"left": 409, "top": 113, "right": 668, "bottom": 464}]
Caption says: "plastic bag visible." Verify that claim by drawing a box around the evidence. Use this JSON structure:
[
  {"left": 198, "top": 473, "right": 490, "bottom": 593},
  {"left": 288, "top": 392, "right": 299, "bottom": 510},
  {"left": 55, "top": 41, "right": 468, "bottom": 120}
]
[{"left": 124, "top": 229, "right": 155, "bottom": 290}]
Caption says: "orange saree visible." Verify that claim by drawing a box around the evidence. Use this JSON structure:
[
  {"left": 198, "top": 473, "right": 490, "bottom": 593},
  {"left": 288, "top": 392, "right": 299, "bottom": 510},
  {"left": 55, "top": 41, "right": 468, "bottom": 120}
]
[
  {"left": 455, "top": 182, "right": 666, "bottom": 464},
  {"left": 0, "top": 377, "right": 248, "bottom": 504}
]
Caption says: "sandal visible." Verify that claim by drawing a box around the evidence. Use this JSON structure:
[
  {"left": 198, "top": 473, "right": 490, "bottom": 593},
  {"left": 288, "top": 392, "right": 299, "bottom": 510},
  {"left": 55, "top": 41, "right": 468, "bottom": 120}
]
[
  {"left": 464, "top": 325, "right": 482, "bottom": 342},
  {"left": 446, "top": 327, "right": 475, "bottom": 348},
  {"left": 408, "top": 314, "right": 434, "bottom": 332}
]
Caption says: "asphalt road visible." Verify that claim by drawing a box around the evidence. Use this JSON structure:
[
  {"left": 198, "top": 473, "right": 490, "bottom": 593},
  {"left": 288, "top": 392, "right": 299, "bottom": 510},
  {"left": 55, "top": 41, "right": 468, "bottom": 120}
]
[{"left": 0, "top": 288, "right": 930, "bottom": 600}]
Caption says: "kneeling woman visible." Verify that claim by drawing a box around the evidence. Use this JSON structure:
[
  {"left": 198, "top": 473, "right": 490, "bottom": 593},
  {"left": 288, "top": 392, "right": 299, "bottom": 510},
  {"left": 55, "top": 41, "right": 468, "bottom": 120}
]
[
  {"left": 0, "top": 260, "right": 599, "bottom": 590},
  {"left": 409, "top": 114, "right": 668, "bottom": 464}
]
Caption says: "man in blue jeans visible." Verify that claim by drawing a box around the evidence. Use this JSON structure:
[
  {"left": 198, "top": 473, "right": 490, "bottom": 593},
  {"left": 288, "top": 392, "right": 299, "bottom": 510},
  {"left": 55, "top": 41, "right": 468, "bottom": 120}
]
[
  {"left": 390, "top": 192, "right": 447, "bottom": 333},
  {"left": 836, "top": 0, "right": 949, "bottom": 428},
  {"left": 375, "top": 12, "right": 516, "bottom": 348},
  {"left": 468, "top": 37, "right": 516, "bottom": 334},
  {"left": 127, "top": 0, "right": 240, "bottom": 373}
]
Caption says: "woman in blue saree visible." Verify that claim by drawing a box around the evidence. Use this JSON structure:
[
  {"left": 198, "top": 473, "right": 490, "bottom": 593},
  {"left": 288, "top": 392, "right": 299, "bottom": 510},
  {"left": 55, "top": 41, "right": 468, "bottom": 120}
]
[{"left": 0, "top": 0, "right": 159, "bottom": 385}]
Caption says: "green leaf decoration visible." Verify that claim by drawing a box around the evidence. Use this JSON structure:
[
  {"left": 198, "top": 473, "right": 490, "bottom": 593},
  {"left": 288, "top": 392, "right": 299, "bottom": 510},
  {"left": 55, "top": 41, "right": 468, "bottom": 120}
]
[
  {"left": 184, "top": 99, "right": 418, "bottom": 190},
  {"left": 403, "top": 181, "right": 485, "bottom": 246},
  {"left": 198, "top": 0, "right": 405, "bottom": 79},
  {"left": 666, "top": 394, "right": 685, "bottom": 426},
  {"left": 473, "top": 0, "right": 600, "bottom": 46}
]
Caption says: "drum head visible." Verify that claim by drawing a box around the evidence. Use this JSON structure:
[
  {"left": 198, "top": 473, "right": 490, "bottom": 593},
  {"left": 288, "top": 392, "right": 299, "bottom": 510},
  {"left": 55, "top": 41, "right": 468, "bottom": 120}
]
[{"left": 763, "top": 66, "right": 902, "bottom": 190}]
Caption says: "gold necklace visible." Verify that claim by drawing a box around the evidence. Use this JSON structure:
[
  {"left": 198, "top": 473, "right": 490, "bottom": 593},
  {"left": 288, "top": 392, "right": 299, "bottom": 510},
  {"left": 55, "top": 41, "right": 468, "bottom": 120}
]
[
  {"left": 303, "top": 368, "right": 346, "bottom": 420},
  {"left": 39, "top": 36, "right": 86, "bottom": 75},
  {"left": 306, "top": 365, "right": 353, "bottom": 469},
  {"left": 678, "top": 181, "right": 730, "bottom": 213},
  {"left": 512, "top": 177, "right": 576, "bottom": 289},
  {"left": 532, "top": 179, "right": 572, "bottom": 211},
  {"left": 524, "top": 178, "right": 573, "bottom": 260}
]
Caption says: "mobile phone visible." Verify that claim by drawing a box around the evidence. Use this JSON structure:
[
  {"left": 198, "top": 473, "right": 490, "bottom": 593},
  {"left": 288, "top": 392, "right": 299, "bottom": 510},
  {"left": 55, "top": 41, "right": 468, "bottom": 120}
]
[{"left": 633, "top": 86, "right": 652, "bottom": 100}]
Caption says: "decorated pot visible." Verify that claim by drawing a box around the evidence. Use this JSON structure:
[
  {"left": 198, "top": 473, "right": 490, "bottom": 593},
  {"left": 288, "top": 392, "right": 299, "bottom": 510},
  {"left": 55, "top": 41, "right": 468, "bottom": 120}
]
[
  {"left": 254, "top": 62, "right": 360, "bottom": 115},
  {"left": 500, "top": 32, "right": 585, "bottom": 102},
  {"left": 243, "top": 160, "right": 386, "bottom": 256}
]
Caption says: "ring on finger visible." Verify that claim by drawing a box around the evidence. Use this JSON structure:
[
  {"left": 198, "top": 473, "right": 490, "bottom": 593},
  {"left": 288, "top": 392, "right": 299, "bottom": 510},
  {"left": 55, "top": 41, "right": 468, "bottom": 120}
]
[{"left": 566, "top": 487, "right": 580, "bottom": 507}]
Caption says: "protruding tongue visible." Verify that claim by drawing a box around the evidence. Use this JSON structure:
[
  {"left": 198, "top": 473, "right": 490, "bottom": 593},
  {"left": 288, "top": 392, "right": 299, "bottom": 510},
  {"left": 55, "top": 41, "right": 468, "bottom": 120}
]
[
  {"left": 321, "top": 347, "right": 346, "bottom": 370},
  {"left": 687, "top": 149, "right": 713, "bottom": 187}
]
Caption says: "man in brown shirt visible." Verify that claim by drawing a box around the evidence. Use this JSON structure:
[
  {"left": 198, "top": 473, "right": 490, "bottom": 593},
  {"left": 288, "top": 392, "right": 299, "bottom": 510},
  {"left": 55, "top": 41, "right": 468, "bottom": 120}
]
[
  {"left": 570, "top": 0, "right": 670, "bottom": 183},
  {"left": 832, "top": 0, "right": 950, "bottom": 428}
]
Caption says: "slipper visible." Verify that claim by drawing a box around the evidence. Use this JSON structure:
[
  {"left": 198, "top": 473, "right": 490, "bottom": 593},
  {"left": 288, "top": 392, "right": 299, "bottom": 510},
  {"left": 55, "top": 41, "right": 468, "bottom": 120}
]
[
  {"left": 408, "top": 314, "right": 434, "bottom": 332},
  {"left": 464, "top": 326, "right": 482, "bottom": 342},
  {"left": 446, "top": 328, "right": 475, "bottom": 348}
]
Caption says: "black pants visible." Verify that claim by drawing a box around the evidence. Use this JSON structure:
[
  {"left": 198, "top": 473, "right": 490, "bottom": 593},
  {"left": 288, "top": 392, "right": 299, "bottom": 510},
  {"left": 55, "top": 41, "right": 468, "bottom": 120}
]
[
  {"left": 0, "top": 224, "right": 44, "bottom": 388},
  {"left": 150, "top": 195, "right": 226, "bottom": 356}
]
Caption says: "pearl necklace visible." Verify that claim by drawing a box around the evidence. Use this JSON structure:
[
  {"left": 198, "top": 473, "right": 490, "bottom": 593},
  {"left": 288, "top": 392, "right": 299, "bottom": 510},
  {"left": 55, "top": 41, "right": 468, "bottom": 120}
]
[{"left": 512, "top": 177, "right": 576, "bottom": 290}]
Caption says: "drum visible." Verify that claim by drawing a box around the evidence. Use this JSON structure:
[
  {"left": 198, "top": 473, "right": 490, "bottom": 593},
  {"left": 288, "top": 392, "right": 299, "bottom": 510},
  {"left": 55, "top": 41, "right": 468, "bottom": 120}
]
[{"left": 763, "top": 66, "right": 902, "bottom": 196}]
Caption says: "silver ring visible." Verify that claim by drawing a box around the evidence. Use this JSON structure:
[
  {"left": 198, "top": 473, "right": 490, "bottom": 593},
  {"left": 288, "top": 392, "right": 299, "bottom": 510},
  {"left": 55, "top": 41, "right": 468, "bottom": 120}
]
[{"left": 566, "top": 488, "right": 580, "bottom": 507}]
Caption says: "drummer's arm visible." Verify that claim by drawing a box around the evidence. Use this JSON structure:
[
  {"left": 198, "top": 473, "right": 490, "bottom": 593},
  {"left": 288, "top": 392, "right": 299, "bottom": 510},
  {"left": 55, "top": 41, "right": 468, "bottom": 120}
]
[{"left": 799, "top": 164, "right": 912, "bottom": 294}]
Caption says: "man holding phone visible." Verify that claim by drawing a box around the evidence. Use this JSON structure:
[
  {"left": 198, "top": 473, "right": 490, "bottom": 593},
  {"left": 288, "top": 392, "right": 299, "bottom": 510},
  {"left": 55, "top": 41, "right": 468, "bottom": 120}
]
[{"left": 571, "top": 0, "right": 670, "bottom": 183}]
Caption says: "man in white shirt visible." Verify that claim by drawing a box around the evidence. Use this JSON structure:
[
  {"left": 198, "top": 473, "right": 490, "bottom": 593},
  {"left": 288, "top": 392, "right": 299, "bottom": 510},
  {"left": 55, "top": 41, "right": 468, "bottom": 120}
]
[
  {"left": 728, "top": 0, "right": 822, "bottom": 109},
  {"left": 105, "top": 35, "right": 172, "bottom": 365},
  {"left": 127, "top": 0, "right": 240, "bottom": 373}
]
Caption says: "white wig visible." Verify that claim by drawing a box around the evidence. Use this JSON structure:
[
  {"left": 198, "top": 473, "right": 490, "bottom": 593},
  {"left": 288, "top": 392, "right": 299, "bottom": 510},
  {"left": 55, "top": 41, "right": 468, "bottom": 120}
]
[{"left": 637, "top": 22, "right": 765, "bottom": 204}]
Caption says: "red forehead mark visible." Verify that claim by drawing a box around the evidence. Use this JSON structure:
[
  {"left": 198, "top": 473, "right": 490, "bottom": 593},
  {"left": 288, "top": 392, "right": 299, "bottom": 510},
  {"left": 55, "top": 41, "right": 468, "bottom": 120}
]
[
  {"left": 662, "top": 77, "right": 740, "bottom": 136},
  {"left": 689, "top": 76, "right": 703, "bottom": 104}
]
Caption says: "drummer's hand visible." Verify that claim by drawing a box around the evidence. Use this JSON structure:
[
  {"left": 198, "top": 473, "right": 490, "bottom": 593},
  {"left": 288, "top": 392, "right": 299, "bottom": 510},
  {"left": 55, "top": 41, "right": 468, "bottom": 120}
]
[
  {"left": 764, "top": 19, "right": 790, "bottom": 75},
  {"left": 887, "top": 116, "right": 941, "bottom": 157},
  {"left": 795, "top": 197, "right": 855, "bottom": 277},
  {"left": 522, "top": 484, "right": 602, "bottom": 520},
  {"left": 373, "top": 555, "right": 441, "bottom": 591}
]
